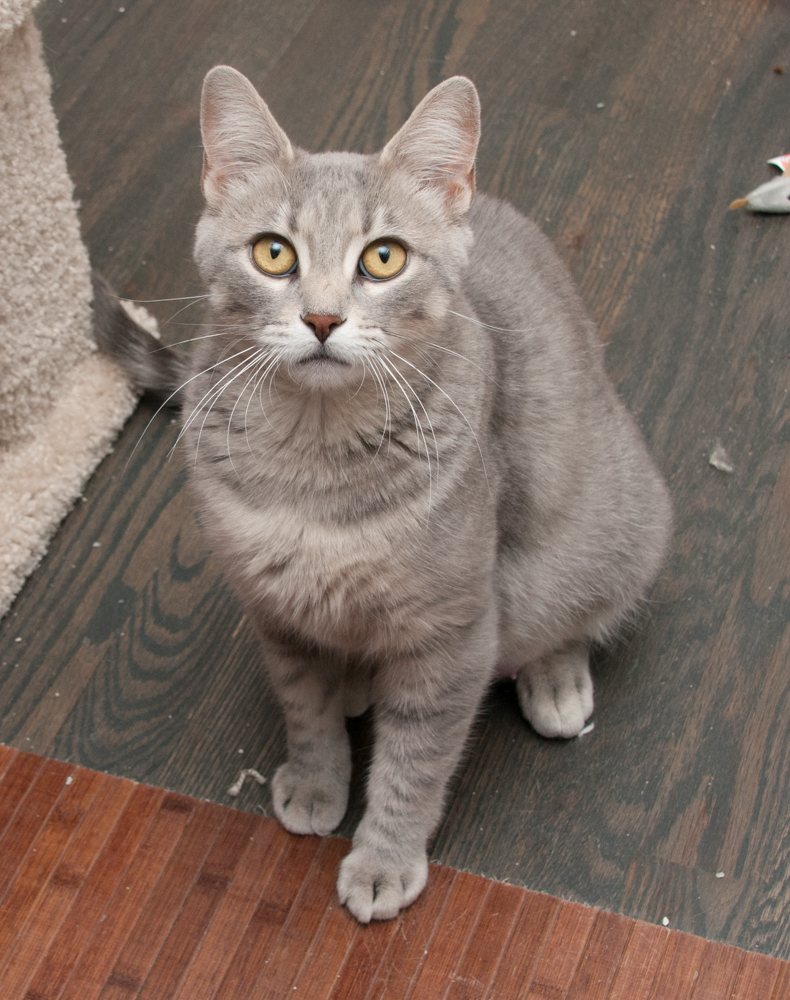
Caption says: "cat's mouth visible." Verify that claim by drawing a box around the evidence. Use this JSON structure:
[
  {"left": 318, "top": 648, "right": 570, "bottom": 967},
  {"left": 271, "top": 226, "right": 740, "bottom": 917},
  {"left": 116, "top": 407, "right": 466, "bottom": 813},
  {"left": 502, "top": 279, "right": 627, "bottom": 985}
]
[{"left": 299, "top": 347, "right": 349, "bottom": 366}]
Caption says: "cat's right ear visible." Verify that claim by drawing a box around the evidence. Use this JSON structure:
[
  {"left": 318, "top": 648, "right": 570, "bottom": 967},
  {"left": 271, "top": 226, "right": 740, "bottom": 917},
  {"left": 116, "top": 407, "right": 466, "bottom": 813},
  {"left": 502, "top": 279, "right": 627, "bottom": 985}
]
[{"left": 200, "top": 66, "right": 293, "bottom": 205}]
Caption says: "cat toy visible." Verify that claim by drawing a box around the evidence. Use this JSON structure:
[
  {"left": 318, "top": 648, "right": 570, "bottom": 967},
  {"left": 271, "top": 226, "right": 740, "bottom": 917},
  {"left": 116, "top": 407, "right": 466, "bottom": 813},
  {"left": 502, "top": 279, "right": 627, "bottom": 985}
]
[{"left": 730, "top": 152, "right": 790, "bottom": 213}]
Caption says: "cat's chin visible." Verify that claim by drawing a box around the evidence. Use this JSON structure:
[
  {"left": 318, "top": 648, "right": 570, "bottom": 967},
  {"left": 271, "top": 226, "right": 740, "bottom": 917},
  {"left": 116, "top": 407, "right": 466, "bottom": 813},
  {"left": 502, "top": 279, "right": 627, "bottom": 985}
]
[{"left": 289, "top": 353, "right": 358, "bottom": 390}]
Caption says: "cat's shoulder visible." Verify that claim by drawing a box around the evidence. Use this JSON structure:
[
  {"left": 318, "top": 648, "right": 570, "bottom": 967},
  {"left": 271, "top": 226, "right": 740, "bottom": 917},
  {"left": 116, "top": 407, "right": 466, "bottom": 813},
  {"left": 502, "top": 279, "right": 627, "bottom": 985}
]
[
  {"left": 466, "top": 191, "right": 585, "bottom": 320},
  {"left": 468, "top": 191, "right": 566, "bottom": 279},
  {"left": 469, "top": 191, "right": 547, "bottom": 247}
]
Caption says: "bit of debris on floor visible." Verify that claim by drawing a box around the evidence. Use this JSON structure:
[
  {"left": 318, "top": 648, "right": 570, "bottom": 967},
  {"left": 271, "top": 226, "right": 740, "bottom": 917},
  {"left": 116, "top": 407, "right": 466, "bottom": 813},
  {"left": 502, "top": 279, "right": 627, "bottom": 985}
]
[
  {"left": 227, "top": 768, "right": 267, "bottom": 798},
  {"left": 578, "top": 722, "right": 595, "bottom": 737},
  {"left": 662, "top": 916, "right": 670, "bottom": 927},
  {"left": 716, "top": 871, "right": 725, "bottom": 878},
  {"left": 709, "top": 441, "right": 735, "bottom": 474}
]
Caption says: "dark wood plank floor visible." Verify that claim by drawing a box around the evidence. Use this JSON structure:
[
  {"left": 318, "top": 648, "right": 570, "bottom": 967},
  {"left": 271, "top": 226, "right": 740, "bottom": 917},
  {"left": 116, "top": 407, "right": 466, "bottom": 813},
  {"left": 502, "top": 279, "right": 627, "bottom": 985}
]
[
  {"left": 1, "top": 748, "right": 788, "bottom": 1000},
  {"left": 1, "top": 0, "right": 789, "bottom": 958}
]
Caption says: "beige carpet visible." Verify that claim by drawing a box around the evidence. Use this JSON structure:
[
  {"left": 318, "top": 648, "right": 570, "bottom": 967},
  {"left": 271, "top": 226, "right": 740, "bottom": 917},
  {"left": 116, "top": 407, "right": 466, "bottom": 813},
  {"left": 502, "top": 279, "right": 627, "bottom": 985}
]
[{"left": 0, "top": 0, "right": 140, "bottom": 618}]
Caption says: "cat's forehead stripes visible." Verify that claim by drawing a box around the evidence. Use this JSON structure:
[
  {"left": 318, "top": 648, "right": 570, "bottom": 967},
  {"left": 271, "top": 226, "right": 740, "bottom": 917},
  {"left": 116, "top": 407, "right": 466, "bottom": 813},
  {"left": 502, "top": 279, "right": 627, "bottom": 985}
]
[
  {"left": 280, "top": 158, "right": 396, "bottom": 278},
  {"left": 287, "top": 152, "right": 372, "bottom": 216},
  {"left": 289, "top": 201, "right": 364, "bottom": 282}
]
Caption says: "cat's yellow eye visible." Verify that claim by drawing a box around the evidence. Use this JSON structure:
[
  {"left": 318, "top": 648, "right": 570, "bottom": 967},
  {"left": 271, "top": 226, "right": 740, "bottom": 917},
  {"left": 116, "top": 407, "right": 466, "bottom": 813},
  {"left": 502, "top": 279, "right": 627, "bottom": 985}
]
[
  {"left": 360, "top": 240, "right": 407, "bottom": 280},
  {"left": 252, "top": 235, "right": 297, "bottom": 276}
]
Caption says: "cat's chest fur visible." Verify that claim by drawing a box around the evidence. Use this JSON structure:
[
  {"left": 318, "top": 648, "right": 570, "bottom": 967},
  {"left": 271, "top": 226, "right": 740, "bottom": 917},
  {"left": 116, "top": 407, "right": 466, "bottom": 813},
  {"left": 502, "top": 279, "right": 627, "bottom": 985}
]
[
  {"left": 191, "top": 387, "right": 497, "bottom": 655},
  {"left": 199, "top": 484, "right": 495, "bottom": 656}
]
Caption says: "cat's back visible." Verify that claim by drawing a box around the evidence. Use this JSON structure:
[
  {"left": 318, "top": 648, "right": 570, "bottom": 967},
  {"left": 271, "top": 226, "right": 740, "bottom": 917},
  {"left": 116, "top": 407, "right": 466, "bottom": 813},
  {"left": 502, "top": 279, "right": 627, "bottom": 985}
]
[
  {"left": 465, "top": 192, "right": 670, "bottom": 589},
  {"left": 466, "top": 192, "right": 597, "bottom": 368},
  {"left": 465, "top": 192, "right": 617, "bottom": 493}
]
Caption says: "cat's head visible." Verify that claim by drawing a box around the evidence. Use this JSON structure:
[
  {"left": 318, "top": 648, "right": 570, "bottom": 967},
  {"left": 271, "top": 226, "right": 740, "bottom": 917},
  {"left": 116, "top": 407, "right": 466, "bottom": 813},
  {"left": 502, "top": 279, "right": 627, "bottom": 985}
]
[{"left": 194, "top": 66, "right": 480, "bottom": 391}]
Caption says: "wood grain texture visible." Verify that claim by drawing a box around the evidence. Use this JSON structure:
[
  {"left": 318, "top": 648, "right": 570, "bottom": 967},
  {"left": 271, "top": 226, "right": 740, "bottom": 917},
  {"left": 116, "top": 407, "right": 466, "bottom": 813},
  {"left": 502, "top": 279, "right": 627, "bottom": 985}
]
[
  {"left": 20, "top": 783, "right": 165, "bottom": 1000},
  {"left": 771, "top": 964, "right": 790, "bottom": 1000},
  {"left": 730, "top": 951, "right": 784, "bottom": 1000},
  {"left": 443, "top": 880, "right": 525, "bottom": 1000},
  {"left": 690, "top": 941, "right": 745, "bottom": 1000},
  {"left": 488, "top": 891, "right": 561, "bottom": 1000},
  {"left": 252, "top": 838, "right": 348, "bottom": 999},
  {"left": 648, "top": 933, "right": 707, "bottom": 1000},
  {"left": 286, "top": 899, "right": 358, "bottom": 999},
  {"left": 326, "top": 908, "right": 402, "bottom": 1000},
  {"left": 58, "top": 793, "right": 197, "bottom": 1000},
  {"left": 139, "top": 809, "right": 260, "bottom": 1000},
  {"left": 0, "top": 774, "right": 132, "bottom": 1000},
  {"left": 171, "top": 820, "right": 291, "bottom": 1000},
  {"left": 0, "top": 758, "right": 75, "bottom": 905},
  {"left": 0, "top": 753, "right": 787, "bottom": 1000},
  {"left": 0, "top": 751, "right": 45, "bottom": 846},
  {"left": 0, "top": 767, "right": 103, "bottom": 965},
  {"left": 566, "top": 910, "right": 633, "bottom": 1000},
  {"left": 97, "top": 800, "right": 227, "bottom": 1000},
  {"left": 214, "top": 833, "right": 322, "bottom": 1000},
  {"left": 366, "top": 864, "right": 458, "bottom": 1000},
  {"left": 408, "top": 873, "right": 492, "bottom": 1000},
  {"left": 606, "top": 920, "right": 669, "bottom": 1000},
  {"left": 0, "top": 743, "right": 17, "bottom": 783},
  {"left": 525, "top": 901, "right": 597, "bottom": 999},
  {"left": 0, "top": 0, "right": 788, "bottom": 961}
]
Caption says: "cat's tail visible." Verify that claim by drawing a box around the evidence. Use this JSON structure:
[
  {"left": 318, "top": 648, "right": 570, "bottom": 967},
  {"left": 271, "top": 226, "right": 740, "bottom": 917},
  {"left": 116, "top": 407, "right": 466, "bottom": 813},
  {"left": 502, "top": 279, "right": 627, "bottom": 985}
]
[{"left": 91, "top": 271, "right": 188, "bottom": 402}]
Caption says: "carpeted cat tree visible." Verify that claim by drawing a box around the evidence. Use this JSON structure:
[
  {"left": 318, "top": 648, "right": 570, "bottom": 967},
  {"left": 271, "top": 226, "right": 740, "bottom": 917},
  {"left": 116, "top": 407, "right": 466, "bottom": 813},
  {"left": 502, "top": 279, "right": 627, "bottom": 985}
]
[{"left": 0, "top": 0, "right": 138, "bottom": 618}]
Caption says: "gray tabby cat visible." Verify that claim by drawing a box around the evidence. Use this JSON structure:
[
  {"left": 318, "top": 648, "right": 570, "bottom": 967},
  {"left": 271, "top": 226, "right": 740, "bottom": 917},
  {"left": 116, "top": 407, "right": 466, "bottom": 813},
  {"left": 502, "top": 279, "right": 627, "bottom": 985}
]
[{"left": 95, "top": 66, "right": 671, "bottom": 922}]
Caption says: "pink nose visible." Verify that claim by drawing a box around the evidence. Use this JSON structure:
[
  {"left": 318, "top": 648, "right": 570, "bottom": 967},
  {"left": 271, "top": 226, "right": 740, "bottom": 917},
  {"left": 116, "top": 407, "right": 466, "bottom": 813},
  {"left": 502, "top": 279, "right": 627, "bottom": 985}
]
[{"left": 303, "top": 314, "right": 343, "bottom": 343}]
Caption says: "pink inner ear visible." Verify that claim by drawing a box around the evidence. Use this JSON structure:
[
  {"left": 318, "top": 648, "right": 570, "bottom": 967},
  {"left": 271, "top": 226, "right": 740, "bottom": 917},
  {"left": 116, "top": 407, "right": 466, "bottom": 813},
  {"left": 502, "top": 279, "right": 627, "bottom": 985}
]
[
  {"left": 451, "top": 165, "right": 476, "bottom": 213},
  {"left": 201, "top": 159, "right": 230, "bottom": 202}
]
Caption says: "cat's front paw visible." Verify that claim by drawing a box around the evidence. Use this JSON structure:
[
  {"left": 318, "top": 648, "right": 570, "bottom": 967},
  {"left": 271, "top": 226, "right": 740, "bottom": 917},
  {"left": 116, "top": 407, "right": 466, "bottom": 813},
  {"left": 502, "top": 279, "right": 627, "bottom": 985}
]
[
  {"left": 271, "top": 760, "right": 349, "bottom": 836},
  {"left": 337, "top": 845, "right": 428, "bottom": 923},
  {"left": 517, "top": 644, "right": 593, "bottom": 739}
]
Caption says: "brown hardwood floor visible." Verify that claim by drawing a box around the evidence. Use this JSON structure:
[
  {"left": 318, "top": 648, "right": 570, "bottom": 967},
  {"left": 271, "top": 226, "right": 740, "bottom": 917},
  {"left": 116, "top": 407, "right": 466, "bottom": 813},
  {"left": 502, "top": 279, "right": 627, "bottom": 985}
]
[
  {"left": 1, "top": 0, "right": 789, "bottom": 960},
  {"left": 1, "top": 747, "right": 788, "bottom": 1000}
]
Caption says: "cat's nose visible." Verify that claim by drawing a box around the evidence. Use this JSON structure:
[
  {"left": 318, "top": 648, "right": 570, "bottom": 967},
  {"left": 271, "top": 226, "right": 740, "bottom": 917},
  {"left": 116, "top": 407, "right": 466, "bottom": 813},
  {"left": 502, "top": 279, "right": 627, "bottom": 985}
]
[{"left": 302, "top": 314, "right": 344, "bottom": 343}]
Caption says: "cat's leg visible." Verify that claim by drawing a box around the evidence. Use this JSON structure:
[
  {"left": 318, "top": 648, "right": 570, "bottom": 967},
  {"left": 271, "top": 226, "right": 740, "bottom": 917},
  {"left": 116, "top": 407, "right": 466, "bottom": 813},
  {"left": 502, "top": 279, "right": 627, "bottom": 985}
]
[
  {"left": 263, "top": 640, "right": 351, "bottom": 837},
  {"left": 337, "top": 611, "right": 496, "bottom": 922},
  {"left": 516, "top": 641, "right": 593, "bottom": 738}
]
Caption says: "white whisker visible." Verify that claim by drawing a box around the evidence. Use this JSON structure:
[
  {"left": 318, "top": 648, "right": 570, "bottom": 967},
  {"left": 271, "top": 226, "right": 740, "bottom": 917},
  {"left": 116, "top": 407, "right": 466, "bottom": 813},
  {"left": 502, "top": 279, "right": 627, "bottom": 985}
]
[
  {"left": 366, "top": 357, "right": 393, "bottom": 458},
  {"left": 161, "top": 296, "right": 213, "bottom": 329},
  {"left": 245, "top": 349, "right": 284, "bottom": 445},
  {"left": 447, "top": 309, "right": 527, "bottom": 335},
  {"left": 124, "top": 343, "right": 259, "bottom": 471},
  {"left": 382, "top": 356, "right": 440, "bottom": 476},
  {"left": 170, "top": 346, "right": 261, "bottom": 457},
  {"left": 348, "top": 362, "right": 368, "bottom": 401},
  {"left": 226, "top": 350, "right": 273, "bottom": 475},
  {"left": 378, "top": 356, "right": 435, "bottom": 515},
  {"left": 385, "top": 348, "right": 489, "bottom": 489},
  {"left": 169, "top": 321, "right": 262, "bottom": 329},
  {"left": 128, "top": 294, "right": 209, "bottom": 304},
  {"left": 192, "top": 350, "right": 267, "bottom": 471},
  {"left": 385, "top": 329, "right": 501, "bottom": 386},
  {"left": 148, "top": 330, "right": 239, "bottom": 354}
]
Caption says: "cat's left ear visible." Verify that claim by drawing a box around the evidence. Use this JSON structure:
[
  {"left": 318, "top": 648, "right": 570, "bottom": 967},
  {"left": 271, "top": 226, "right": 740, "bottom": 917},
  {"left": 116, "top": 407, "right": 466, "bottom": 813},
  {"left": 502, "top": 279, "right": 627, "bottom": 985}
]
[
  {"left": 380, "top": 77, "right": 480, "bottom": 216},
  {"left": 200, "top": 65, "right": 293, "bottom": 205}
]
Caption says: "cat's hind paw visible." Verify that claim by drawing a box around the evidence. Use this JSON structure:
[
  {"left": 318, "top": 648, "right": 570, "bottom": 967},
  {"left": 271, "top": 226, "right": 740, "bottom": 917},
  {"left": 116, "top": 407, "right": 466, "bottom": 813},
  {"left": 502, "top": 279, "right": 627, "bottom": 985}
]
[
  {"left": 516, "top": 643, "right": 593, "bottom": 739},
  {"left": 272, "top": 760, "right": 349, "bottom": 837},
  {"left": 337, "top": 845, "right": 428, "bottom": 923}
]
